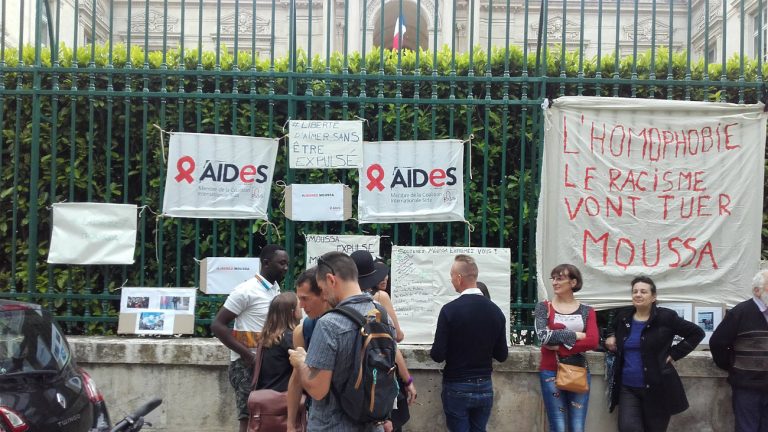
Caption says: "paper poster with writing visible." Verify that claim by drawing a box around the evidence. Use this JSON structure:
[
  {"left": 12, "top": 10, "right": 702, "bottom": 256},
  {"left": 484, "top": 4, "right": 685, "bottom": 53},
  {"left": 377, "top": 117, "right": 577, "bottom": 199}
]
[
  {"left": 289, "top": 120, "right": 363, "bottom": 169},
  {"left": 47, "top": 203, "right": 138, "bottom": 265},
  {"left": 390, "top": 246, "right": 511, "bottom": 345},
  {"left": 305, "top": 235, "right": 381, "bottom": 268},
  {"left": 537, "top": 97, "right": 767, "bottom": 309}
]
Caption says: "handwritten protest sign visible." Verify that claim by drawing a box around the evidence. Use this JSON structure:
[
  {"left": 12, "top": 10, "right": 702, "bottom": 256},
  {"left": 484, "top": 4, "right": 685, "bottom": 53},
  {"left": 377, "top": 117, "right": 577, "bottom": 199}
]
[
  {"left": 289, "top": 120, "right": 363, "bottom": 169},
  {"left": 390, "top": 246, "right": 511, "bottom": 344},
  {"left": 537, "top": 97, "right": 767, "bottom": 309},
  {"left": 47, "top": 203, "right": 137, "bottom": 265},
  {"left": 305, "top": 235, "right": 381, "bottom": 267}
]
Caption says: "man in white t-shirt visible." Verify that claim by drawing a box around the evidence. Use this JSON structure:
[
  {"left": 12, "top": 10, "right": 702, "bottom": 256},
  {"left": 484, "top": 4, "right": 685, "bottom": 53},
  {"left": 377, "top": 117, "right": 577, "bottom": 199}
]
[{"left": 211, "top": 244, "right": 289, "bottom": 432}]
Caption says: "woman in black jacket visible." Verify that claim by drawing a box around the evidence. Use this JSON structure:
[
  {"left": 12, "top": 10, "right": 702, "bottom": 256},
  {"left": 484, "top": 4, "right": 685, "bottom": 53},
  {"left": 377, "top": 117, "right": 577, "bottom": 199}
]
[{"left": 605, "top": 276, "right": 704, "bottom": 432}]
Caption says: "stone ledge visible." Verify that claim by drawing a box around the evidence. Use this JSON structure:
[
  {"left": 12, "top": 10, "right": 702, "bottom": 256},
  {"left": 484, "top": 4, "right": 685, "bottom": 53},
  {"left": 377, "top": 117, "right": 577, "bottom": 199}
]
[{"left": 69, "top": 336, "right": 727, "bottom": 377}]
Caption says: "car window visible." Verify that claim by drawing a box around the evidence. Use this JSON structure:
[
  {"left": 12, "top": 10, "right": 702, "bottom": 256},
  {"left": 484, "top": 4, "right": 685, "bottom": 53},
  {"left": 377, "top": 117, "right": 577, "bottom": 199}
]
[{"left": 0, "top": 308, "right": 69, "bottom": 375}]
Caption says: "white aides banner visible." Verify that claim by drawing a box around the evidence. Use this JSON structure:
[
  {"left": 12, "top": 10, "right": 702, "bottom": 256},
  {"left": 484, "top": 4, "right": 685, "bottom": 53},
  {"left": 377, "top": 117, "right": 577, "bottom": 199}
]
[
  {"left": 358, "top": 140, "right": 465, "bottom": 223},
  {"left": 390, "top": 246, "right": 511, "bottom": 345},
  {"left": 289, "top": 120, "right": 364, "bottom": 169},
  {"left": 537, "top": 97, "right": 767, "bottom": 309},
  {"left": 305, "top": 234, "right": 381, "bottom": 267},
  {"left": 47, "top": 203, "right": 137, "bottom": 265},
  {"left": 162, "top": 132, "right": 279, "bottom": 219}
]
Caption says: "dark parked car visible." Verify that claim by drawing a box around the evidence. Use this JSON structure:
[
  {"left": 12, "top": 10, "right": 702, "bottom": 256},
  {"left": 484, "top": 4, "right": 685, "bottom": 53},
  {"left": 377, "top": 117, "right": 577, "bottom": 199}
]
[{"left": 0, "top": 300, "right": 111, "bottom": 432}]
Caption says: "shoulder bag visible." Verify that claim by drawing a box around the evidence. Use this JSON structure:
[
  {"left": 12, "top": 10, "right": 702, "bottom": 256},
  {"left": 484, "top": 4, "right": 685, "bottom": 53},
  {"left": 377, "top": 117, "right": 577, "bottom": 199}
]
[
  {"left": 548, "top": 301, "right": 590, "bottom": 394},
  {"left": 247, "top": 342, "right": 307, "bottom": 432}
]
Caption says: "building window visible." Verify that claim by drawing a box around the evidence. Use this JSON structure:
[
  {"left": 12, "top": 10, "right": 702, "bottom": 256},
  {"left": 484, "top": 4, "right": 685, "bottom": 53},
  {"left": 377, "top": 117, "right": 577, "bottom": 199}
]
[
  {"left": 707, "top": 45, "right": 717, "bottom": 63},
  {"left": 754, "top": 9, "right": 767, "bottom": 60}
]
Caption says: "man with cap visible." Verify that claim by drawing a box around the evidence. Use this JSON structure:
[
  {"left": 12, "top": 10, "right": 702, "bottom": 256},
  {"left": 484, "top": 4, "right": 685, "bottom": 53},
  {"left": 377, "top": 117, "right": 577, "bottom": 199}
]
[{"left": 351, "top": 250, "right": 415, "bottom": 431}]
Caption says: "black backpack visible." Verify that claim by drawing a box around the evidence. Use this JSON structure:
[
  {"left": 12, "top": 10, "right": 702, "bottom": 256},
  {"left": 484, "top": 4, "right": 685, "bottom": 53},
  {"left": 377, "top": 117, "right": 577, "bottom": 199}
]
[{"left": 323, "top": 303, "right": 399, "bottom": 424}]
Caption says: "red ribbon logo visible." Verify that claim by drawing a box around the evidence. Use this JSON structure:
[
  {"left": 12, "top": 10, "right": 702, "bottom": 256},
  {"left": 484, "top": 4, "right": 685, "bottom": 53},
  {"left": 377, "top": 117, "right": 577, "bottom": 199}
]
[
  {"left": 366, "top": 164, "right": 385, "bottom": 191},
  {"left": 175, "top": 156, "right": 195, "bottom": 183}
]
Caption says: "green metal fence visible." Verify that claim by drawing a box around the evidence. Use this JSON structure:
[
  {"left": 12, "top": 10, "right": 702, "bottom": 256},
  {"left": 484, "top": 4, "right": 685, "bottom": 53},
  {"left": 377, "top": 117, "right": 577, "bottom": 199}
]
[{"left": 0, "top": 0, "right": 765, "bottom": 339}]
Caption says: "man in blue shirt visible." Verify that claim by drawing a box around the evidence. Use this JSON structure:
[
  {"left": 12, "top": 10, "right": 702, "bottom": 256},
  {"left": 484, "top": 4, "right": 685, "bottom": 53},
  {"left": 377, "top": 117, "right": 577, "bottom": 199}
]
[{"left": 430, "top": 254, "right": 508, "bottom": 432}]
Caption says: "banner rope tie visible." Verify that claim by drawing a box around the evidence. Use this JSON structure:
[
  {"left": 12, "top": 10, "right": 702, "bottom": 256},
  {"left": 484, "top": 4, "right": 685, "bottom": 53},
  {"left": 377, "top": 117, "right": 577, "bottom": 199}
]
[
  {"left": 463, "top": 134, "right": 475, "bottom": 180},
  {"left": 282, "top": 117, "right": 291, "bottom": 135},
  {"left": 257, "top": 220, "right": 282, "bottom": 240},
  {"left": 275, "top": 181, "right": 288, "bottom": 217},
  {"left": 152, "top": 124, "right": 171, "bottom": 164},
  {"left": 465, "top": 220, "right": 476, "bottom": 248}
]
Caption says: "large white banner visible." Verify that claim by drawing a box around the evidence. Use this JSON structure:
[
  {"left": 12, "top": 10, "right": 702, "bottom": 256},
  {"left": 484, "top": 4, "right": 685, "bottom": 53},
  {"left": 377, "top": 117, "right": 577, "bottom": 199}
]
[
  {"left": 305, "top": 234, "right": 381, "bottom": 268},
  {"left": 358, "top": 140, "right": 465, "bottom": 223},
  {"left": 47, "top": 203, "right": 137, "bottom": 265},
  {"left": 537, "top": 97, "right": 767, "bottom": 309},
  {"left": 289, "top": 120, "right": 363, "bottom": 169},
  {"left": 390, "top": 246, "right": 511, "bottom": 345},
  {"left": 162, "top": 133, "right": 279, "bottom": 219}
]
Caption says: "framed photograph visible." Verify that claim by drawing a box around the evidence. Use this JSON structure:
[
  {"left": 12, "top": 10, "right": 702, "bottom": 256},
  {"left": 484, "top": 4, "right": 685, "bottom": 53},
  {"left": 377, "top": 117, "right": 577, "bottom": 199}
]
[
  {"left": 694, "top": 305, "right": 725, "bottom": 345},
  {"left": 135, "top": 311, "right": 175, "bottom": 335},
  {"left": 659, "top": 302, "right": 693, "bottom": 322}
]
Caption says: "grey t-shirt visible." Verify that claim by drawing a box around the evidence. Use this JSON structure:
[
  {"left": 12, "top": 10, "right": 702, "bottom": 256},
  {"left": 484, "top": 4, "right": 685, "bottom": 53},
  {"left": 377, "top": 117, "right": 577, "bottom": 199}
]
[{"left": 304, "top": 294, "right": 395, "bottom": 432}]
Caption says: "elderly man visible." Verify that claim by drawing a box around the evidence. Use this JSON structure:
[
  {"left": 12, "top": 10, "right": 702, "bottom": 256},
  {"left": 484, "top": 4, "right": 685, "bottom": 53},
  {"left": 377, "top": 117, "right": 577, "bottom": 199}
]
[
  {"left": 710, "top": 270, "right": 768, "bottom": 432},
  {"left": 430, "top": 254, "right": 508, "bottom": 432}
]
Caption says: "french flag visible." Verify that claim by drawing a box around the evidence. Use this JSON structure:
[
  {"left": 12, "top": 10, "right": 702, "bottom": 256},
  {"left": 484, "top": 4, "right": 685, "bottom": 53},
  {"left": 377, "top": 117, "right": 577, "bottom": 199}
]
[{"left": 393, "top": 15, "right": 407, "bottom": 50}]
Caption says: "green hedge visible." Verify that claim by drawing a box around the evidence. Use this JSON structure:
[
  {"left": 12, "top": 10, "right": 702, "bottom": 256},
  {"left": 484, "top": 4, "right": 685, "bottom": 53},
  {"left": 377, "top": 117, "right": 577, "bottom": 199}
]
[{"left": 1, "top": 43, "right": 766, "bottom": 335}]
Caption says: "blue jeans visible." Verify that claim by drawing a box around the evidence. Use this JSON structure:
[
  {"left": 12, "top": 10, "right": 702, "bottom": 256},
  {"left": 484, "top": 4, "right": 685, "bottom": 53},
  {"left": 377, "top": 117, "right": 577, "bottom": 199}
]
[
  {"left": 539, "top": 370, "right": 591, "bottom": 432},
  {"left": 441, "top": 377, "right": 494, "bottom": 432}
]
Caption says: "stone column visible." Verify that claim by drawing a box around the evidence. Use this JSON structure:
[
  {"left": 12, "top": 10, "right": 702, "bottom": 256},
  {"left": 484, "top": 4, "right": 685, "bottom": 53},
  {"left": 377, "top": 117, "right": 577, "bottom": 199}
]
[{"left": 322, "top": 0, "right": 335, "bottom": 55}]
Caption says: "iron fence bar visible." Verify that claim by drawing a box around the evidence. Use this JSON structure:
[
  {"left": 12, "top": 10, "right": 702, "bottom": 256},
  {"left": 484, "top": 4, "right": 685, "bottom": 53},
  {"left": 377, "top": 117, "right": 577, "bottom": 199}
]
[
  {"left": 720, "top": 0, "right": 727, "bottom": 101},
  {"left": 595, "top": 0, "right": 603, "bottom": 96}
]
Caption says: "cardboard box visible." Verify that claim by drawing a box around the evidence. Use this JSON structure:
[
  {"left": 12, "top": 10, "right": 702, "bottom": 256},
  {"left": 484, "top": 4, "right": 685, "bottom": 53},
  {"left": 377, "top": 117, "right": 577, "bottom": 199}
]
[
  {"left": 199, "top": 257, "right": 261, "bottom": 294},
  {"left": 285, "top": 184, "right": 352, "bottom": 221}
]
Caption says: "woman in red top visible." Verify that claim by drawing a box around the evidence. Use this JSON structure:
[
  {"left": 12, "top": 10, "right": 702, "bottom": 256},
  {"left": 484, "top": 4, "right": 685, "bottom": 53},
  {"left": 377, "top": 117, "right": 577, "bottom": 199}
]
[{"left": 534, "top": 264, "right": 599, "bottom": 432}]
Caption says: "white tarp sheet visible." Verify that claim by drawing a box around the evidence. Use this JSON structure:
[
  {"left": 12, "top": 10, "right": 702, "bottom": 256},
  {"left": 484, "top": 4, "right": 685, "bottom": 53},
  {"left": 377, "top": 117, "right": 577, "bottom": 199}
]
[
  {"left": 358, "top": 140, "right": 465, "bottom": 223},
  {"left": 47, "top": 203, "right": 137, "bottom": 265},
  {"left": 390, "top": 246, "right": 511, "bottom": 345},
  {"left": 537, "top": 96, "right": 767, "bottom": 309},
  {"left": 162, "top": 132, "right": 278, "bottom": 219}
]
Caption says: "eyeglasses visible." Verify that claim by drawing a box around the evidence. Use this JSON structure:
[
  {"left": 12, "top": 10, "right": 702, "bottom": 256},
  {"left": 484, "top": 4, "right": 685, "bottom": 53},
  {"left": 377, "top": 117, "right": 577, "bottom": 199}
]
[
  {"left": 317, "top": 256, "right": 336, "bottom": 276},
  {"left": 549, "top": 276, "right": 571, "bottom": 282}
]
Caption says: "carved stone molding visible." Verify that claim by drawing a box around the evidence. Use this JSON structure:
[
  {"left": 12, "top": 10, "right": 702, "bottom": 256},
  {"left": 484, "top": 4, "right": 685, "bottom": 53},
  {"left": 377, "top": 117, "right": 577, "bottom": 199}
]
[
  {"left": 220, "top": 11, "right": 271, "bottom": 35},
  {"left": 696, "top": 0, "right": 723, "bottom": 31},
  {"left": 623, "top": 17, "right": 671, "bottom": 42},
  {"left": 530, "top": 16, "right": 581, "bottom": 41},
  {"left": 130, "top": 10, "right": 179, "bottom": 33}
]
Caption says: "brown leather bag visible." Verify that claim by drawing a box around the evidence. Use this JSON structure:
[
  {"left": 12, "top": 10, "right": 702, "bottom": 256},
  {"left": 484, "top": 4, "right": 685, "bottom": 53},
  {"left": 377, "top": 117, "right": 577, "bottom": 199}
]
[
  {"left": 247, "top": 343, "right": 307, "bottom": 432},
  {"left": 555, "top": 360, "right": 589, "bottom": 393}
]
